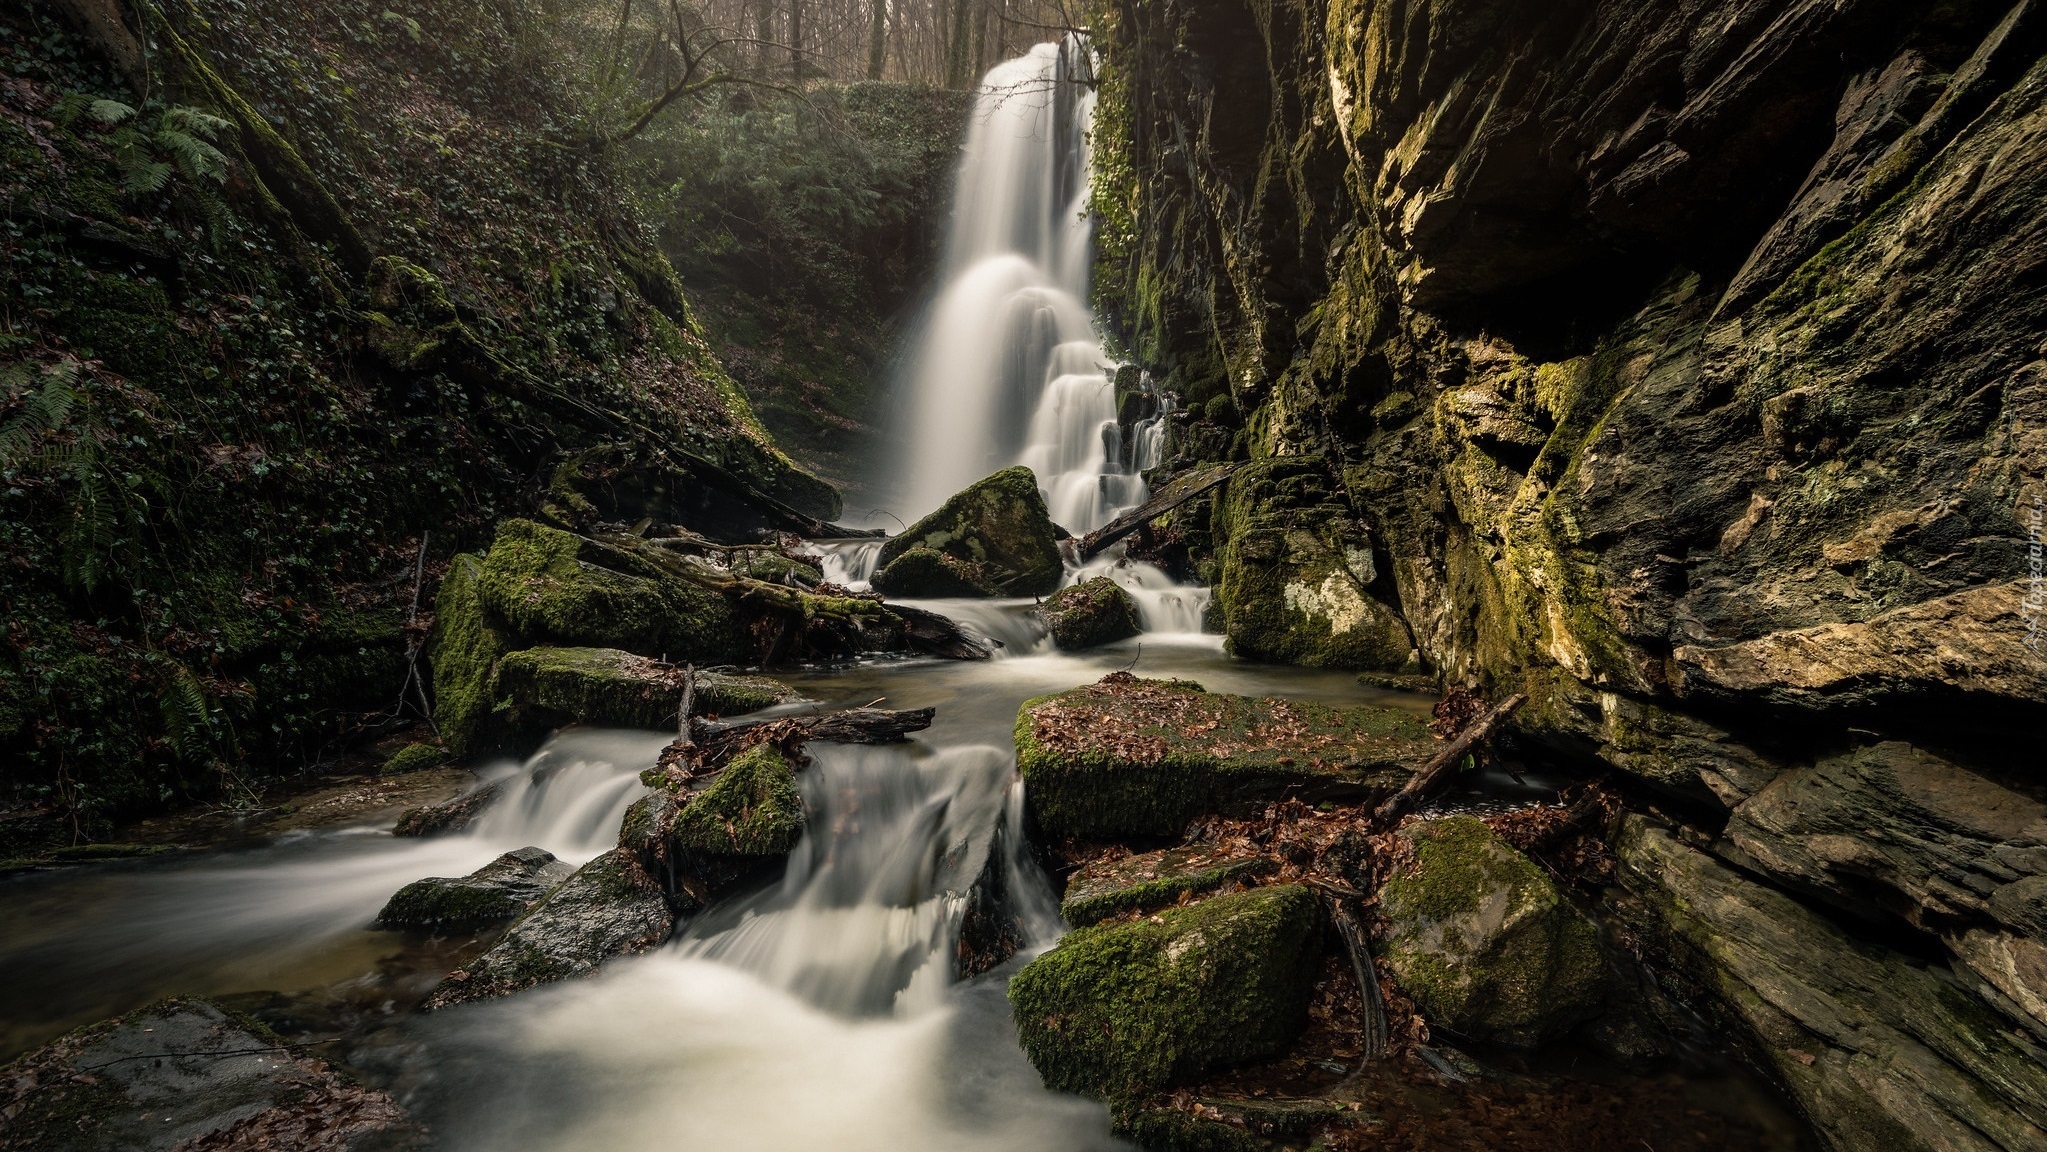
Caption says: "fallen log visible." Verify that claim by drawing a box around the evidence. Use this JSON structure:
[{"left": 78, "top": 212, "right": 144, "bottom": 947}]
[
  {"left": 889, "top": 603, "right": 993, "bottom": 660},
  {"left": 1073, "top": 461, "right": 1245, "bottom": 561},
  {"left": 657, "top": 706, "right": 937, "bottom": 780},
  {"left": 1373, "top": 693, "right": 1526, "bottom": 825}
]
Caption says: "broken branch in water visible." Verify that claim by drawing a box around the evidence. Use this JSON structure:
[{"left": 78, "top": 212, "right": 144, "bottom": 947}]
[
  {"left": 1323, "top": 892, "right": 1390, "bottom": 1062},
  {"left": 1373, "top": 693, "right": 1527, "bottom": 825},
  {"left": 655, "top": 706, "right": 937, "bottom": 782},
  {"left": 1073, "top": 462, "right": 1244, "bottom": 560}
]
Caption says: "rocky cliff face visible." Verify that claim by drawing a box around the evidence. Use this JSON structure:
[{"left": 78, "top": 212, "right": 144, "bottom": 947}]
[{"left": 1091, "top": 0, "right": 2047, "bottom": 1146}]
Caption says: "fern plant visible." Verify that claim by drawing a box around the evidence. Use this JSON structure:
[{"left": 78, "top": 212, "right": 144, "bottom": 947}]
[
  {"left": 55, "top": 95, "right": 235, "bottom": 239},
  {"left": 0, "top": 358, "right": 137, "bottom": 592}
]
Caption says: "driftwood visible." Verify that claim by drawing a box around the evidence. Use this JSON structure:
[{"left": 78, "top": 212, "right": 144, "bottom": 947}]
[
  {"left": 890, "top": 603, "right": 992, "bottom": 660},
  {"left": 1373, "top": 693, "right": 1527, "bottom": 825},
  {"left": 675, "top": 664, "right": 697, "bottom": 747},
  {"left": 1073, "top": 462, "right": 1245, "bottom": 560},
  {"left": 1324, "top": 893, "right": 1390, "bottom": 1062},
  {"left": 657, "top": 705, "right": 937, "bottom": 782}
]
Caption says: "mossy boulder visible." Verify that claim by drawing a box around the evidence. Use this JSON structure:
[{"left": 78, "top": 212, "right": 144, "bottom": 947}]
[
  {"left": 492, "top": 646, "right": 793, "bottom": 735},
  {"left": 671, "top": 744, "right": 806, "bottom": 858},
  {"left": 1015, "top": 673, "right": 1435, "bottom": 839},
  {"left": 1211, "top": 457, "right": 1415, "bottom": 670},
  {"left": 424, "top": 848, "right": 673, "bottom": 1009},
  {"left": 868, "top": 546, "right": 989, "bottom": 597},
  {"left": 381, "top": 741, "right": 446, "bottom": 775},
  {"left": 425, "top": 553, "right": 512, "bottom": 757},
  {"left": 1037, "top": 576, "right": 1142, "bottom": 649},
  {"left": 872, "top": 466, "right": 1064, "bottom": 597},
  {"left": 375, "top": 846, "right": 575, "bottom": 933},
  {"left": 1062, "top": 845, "right": 1277, "bottom": 927},
  {"left": 475, "top": 519, "right": 744, "bottom": 658},
  {"left": 1009, "top": 884, "right": 1323, "bottom": 1099},
  {"left": 1376, "top": 816, "right": 1605, "bottom": 1047}
]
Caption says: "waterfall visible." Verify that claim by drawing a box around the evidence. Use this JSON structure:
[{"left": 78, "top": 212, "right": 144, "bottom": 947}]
[{"left": 894, "top": 39, "right": 1147, "bottom": 537}]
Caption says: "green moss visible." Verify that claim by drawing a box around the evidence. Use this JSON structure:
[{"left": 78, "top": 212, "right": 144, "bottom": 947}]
[
  {"left": 870, "top": 546, "right": 990, "bottom": 597},
  {"left": 473, "top": 519, "right": 745, "bottom": 660},
  {"left": 381, "top": 742, "right": 446, "bottom": 776},
  {"left": 1038, "top": 577, "right": 1142, "bottom": 650},
  {"left": 1210, "top": 457, "right": 1414, "bottom": 670},
  {"left": 377, "top": 876, "right": 528, "bottom": 930},
  {"left": 426, "top": 554, "right": 510, "bottom": 758},
  {"left": 671, "top": 744, "right": 805, "bottom": 858},
  {"left": 494, "top": 646, "right": 684, "bottom": 731},
  {"left": 1377, "top": 816, "right": 1606, "bottom": 1047},
  {"left": 1008, "top": 884, "right": 1323, "bottom": 1099},
  {"left": 874, "top": 466, "right": 1063, "bottom": 596},
  {"left": 1017, "top": 674, "right": 1432, "bottom": 839},
  {"left": 1061, "top": 846, "right": 1277, "bottom": 927}
]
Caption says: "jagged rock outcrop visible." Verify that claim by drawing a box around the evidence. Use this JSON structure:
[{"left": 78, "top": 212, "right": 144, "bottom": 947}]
[{"left": 1615, "top": 816, "right": 2047, "bottom": 1152}]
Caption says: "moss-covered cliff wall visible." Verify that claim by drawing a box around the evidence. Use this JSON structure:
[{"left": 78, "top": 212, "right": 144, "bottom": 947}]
[
  {"left": 1094, "top": 0, "right": 2047, "bottom": 786},
  {"left": 0, "top": 0, "right": 829, "bottom": 843}
]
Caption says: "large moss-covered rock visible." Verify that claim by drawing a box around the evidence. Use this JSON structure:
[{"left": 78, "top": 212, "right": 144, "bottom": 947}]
[
  {"left": 1377, "top": 816, "right": 1606, "bottom": 1047},
  {"left": 0, "top": 998, "right": 417, "bottom": 1152},
  {"left": 1725, "top": 741, "right": 2047, "bottom": 1030},
  {"left": 1211, "top": 458, "right": 1415, "bottom": 671},
  {"left": 492, "top": 646, "right": 792, "bottom": 733},
  {"left": 1015, "top": 673, "right": 1433, "bottom": 839},
  {"left": 423, "top": 848, "right": 673, "bottom": 1009},
  {"left": 1061, "top": 845, "right": 1276, "bottom": 927},
  {"left": 425, "top": 553, "right": 511, "bottom": 758},
  {"left": 1010, "top": 884, "right": 1322, "bottom": 1099},
  {"left": 1616, "top": 817, "right": 2047, "bottom": 1152},
  {"left": 670, "top": 744, "right": 806, "bottom": 858},
  {"left": 1036, "top": 576, "right": 1142, "bottom": 649},
  {"left": 866, "top": 546, "right": 989, "bottom": 597},
  {"left": 375, "top": 846, "right": 575, "bottom": 933},
  {"left": 475, "top": 519, "right": 744, "bottom": 658},
  {"left": 872, "top": 466, "right": 1063, "bottom": 597}
]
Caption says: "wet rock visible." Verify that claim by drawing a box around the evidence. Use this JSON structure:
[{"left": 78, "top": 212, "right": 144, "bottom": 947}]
[
  {"left": 871, "top": 466, "right": 1063, "bottom": 597},
  {"left": 423, "top": 848, "right": 673, "bottom": 1009},
  {"left": 0, "top": 997, "right": 418, "bottom": 1151},
  {"left": 1015, "top": 673, "right": 1433, "bottom": 839},
  {"left": 1376, "top": 815, "right": 1606, "bottom": 1048},
  {"left": 1035, "top": 577, "right": 1141, "bottom": 650},
  {"left": 1725, "top": 741, "right": 2047, "bottom": 1028},
  {"left": 1009, "top": 884, "right": 1323, "bottom": 1099},
  {"left": 391, "top": 780, "right": 500, "bottom": 837},
  {"left": 1615, "top": 816, "right": 2047, "bottom": 1152},
  {"left": 1061, "top": 845, "right": 1276, "bottom": 927},
  {"left": 492, "top": 646, "right": 792, "bottom": 733},
  {"left": 670, "top": 744, "right": 806, "bottom": 859},
  {"left": 1519, "top": 672, "right": 1787, "bottom": 811},
  {"left": 375, "top": 846, "right": 574, "bottom": 933},
  {"left": 1211, "top": 457, "right": 1415, "bottom": 672}
]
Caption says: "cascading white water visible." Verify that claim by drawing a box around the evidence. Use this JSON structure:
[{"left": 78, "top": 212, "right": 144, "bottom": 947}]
[{"left": 894, "top": 39, "right": 1145, "bottom": 538}]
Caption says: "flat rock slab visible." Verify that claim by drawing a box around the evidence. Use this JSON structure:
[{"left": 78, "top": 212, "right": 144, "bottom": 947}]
[
  {"left": 423, "top": 848, "right": 672, "bottom": 1009},
  {"left": 1061, "top": 845, "right": 1276, "bottom": 927},
  {"left": 0, "top": 998, "right": 417, "bottom": 1152},
  {"left": 375, "top": 846, "right": 575, "bottom": 933},
  {"left": 392, "top": 781, "right": 501, "bottom": 838},
  {"left": 1017, "top": 672, "right": 1436, "bottom": 838},
  {"left": 494, "top": 646, "right": 794, "bottom": 732}
]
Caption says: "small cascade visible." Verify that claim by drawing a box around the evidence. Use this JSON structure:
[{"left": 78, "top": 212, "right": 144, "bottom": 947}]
[
  {"left": 804, "top": 538, "right": 885, "bottom": 591},
  {"left": 464, "top": 729, "right": 662, "bottom": 862}
]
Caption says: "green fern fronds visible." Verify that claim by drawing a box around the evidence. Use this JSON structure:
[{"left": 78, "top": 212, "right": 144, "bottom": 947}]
[
  {"left": 0, "top": 359, "right": 83, "bottom": 469},
  {"left": 159, "top": 664, "right": 217, "bottom": 763}
]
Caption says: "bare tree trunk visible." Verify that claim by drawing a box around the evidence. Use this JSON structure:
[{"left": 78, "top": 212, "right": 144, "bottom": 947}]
[
  {"left": 788, "top": 0, "right": 804, "bottom": 77},
  {"left": 944, "top": 0, "right": 973, "bottom": 87},
  {"left": 754, "top": 0, "right": 773, "bottom": 76},
  {"left": 865, "top": 0, "right": 887, "bottom": 80},
  {"left": 52, "top": 0, "right": 147, "bottom": 96}
]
